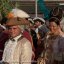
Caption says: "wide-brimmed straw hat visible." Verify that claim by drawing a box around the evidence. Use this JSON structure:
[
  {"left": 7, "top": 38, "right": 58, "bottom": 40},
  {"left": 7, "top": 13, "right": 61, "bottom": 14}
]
[
  {"left": 7, "top": 8, "right": 30, "bottom": 19},
  {"left": 6, "top": 17, "right": 29, "bottom": 26},
  {"left": 33, "top": 17, "right": 45, "bottom": 23}
]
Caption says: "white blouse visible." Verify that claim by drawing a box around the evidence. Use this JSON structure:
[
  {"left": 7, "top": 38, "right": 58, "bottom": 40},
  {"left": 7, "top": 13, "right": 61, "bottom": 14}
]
[{"left": 2, "top": 34, "right": 22, "bottom": 63}]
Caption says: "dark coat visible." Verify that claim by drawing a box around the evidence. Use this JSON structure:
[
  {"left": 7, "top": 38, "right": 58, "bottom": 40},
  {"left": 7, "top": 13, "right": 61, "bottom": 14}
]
[
  {"left": 0, "top": 32, "right": 9, "bottom": 60},
  {"left": 38, "top": 24, "right": 49, "bottom": 39},
  {"left": 30, "top": 29, "right": 38, "bottom": 49}
]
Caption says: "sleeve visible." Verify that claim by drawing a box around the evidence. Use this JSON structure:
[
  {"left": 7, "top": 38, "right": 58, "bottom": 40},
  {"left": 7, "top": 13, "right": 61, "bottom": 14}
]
[
  {"left": 59, "top": 37, "right": 64, "bottom": 52},
  {"left": 20, "top": 40, "right": 32, "bottom": 64},
  {"left": 2, "top": 41, "right": 8, "bottom": 61}
]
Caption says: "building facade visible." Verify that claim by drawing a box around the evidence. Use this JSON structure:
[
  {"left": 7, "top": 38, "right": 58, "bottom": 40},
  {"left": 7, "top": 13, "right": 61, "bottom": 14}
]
[{"left": 10, "top": 0, "right": 64, "bottom": 18}]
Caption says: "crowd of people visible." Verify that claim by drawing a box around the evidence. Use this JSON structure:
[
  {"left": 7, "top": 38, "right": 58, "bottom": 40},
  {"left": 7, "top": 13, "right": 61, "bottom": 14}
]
[{"left": 0, "top": 6, "right": 64, "bottom": 64}]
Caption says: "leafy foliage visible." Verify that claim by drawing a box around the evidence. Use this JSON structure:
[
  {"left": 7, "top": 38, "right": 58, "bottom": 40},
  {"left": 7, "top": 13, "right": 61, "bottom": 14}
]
[{"left": 0, "top": 0, "right": 13, "bottom": 17}]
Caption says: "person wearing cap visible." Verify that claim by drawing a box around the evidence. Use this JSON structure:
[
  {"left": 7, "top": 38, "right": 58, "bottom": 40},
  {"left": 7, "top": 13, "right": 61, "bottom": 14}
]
[
  {"left": 28, "top": 18, "right": 38, "bottom": 61},
  {"left": 33, "top": 17, "right": 49, "bottom": 40},
  {"left": 33, "top": 17, "right": 49, "bottom": 59},
  {"left": 2, "top": 18, "right": 32, "bottom": 64},
  {"left": 28, "top": 18, "right": 38, "bottom": 50}
]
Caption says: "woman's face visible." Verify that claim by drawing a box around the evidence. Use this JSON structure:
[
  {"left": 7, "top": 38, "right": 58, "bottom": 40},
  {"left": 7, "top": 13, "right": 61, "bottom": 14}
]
[{"left": 49, "top": 21, "right": 59, "bottom": 35}]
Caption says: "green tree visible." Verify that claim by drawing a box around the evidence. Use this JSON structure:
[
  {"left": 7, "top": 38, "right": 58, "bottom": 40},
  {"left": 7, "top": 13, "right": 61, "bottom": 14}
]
[{"left": 0, "top": 0, "right": 13, "bottom": 18}]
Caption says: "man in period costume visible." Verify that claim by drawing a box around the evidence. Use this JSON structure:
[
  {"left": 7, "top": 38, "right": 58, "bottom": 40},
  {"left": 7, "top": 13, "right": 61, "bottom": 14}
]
[
  {"left": 33, "top": 17, "right": 49, "bottom": 59},
  {"left": 33, "top": 17, "right": 49, "bottom": 44}
]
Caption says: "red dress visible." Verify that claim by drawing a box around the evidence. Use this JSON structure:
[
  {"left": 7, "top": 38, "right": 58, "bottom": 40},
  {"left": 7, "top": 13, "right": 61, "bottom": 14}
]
[
  {"left": 23, "top": 30, "right": 32, "bottom": 43},
  {"left": 23, "top": 30, "right": 35, "bottom": 60}
]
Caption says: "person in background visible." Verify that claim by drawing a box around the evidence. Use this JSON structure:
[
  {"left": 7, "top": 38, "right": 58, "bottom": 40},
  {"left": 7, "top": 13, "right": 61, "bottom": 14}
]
[
  {"left": 28, "top": 18, "right": 38, "bottom": 62},
  {"left": 33, "top": 17, "right": 49, "bottom": 60},
  {"left": 28, "top": 18, "right": 38, "bottom": 50},
  {"left": 33, "top": 17, "right": 49, "bottom": 44}
]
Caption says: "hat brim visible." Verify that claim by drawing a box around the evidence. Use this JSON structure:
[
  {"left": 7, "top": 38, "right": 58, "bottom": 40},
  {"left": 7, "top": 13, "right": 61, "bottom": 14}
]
[
  {"left": 6, "top": 17, "right": 30, "bottom": 26},
  {"left": 33, "top": 17, "right": 45, "bottom": 23}
]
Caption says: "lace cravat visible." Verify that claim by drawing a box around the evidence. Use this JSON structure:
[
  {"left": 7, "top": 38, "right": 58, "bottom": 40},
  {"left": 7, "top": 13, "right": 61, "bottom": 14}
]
[{"left": 10, "top": 38, "right": 15, "bottom": 41}]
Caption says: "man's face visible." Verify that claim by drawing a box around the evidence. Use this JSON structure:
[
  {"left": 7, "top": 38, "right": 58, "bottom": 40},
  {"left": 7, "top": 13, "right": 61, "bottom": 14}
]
[
  {"left": 35, "top": 21, "right": 41, "bottom": 27},
  {"left": 8, "top": 25, "right": 21, "bottom": 38}
]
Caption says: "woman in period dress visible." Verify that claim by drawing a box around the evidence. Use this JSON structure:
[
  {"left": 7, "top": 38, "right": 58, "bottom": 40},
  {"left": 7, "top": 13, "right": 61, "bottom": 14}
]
[{"left": 37, "top": 17, "right": 64, "bottom": 64}]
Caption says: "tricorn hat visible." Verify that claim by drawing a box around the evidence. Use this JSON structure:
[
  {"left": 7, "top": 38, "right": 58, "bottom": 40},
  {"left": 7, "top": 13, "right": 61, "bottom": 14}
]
[{"left": 6, "top": 17, "right": 30, "bottom": 26}]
